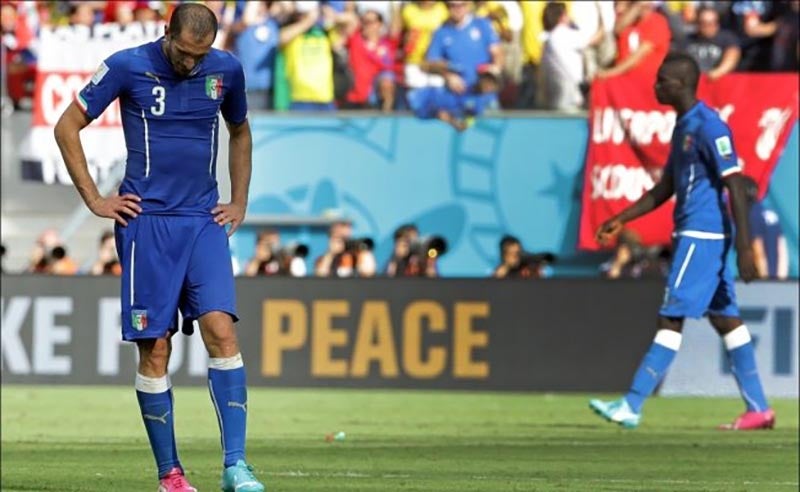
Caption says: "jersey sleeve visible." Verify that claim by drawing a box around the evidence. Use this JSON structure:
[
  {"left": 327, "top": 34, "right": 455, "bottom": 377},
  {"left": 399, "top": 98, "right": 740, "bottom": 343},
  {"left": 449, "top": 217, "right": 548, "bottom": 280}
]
[
  {"left": 76, "top": 52, "right": 127, "bottom": 120},
  {"left": 699, "top": 120, "right": 741, "bottom": 178},
  {"left": 221, "top": 58, "right": 248, "bottom": 125}
]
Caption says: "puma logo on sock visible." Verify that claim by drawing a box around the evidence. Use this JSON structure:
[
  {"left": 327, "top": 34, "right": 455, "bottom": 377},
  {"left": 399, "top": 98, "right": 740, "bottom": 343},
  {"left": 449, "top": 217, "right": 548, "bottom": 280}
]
[
  {"left": 227, "top": 401, "right": 247, "bottom": 413},
  {"left": 143, "top": 410, "right": 170, "bottom": 424}
]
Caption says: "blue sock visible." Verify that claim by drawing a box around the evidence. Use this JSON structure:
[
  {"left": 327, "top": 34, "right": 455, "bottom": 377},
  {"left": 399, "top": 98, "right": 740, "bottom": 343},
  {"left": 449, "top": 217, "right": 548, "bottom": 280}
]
[
  {"left": 208, "top": 353, "right": 248, "bottom": 468},
  {"left": 135, "top": 373, "right": 181, "bottom": 478},
  {"left": 625, "top": 330, "right": 682, "bottom": 413},
  {"left": 725, "top": 325, "right": 770, "bottom": 412}
]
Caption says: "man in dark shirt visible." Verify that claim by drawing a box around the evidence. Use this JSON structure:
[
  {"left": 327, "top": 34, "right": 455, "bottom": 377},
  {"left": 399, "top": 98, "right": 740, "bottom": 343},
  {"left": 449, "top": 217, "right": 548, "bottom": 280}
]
[{"left": 685, "top": 6, "right": 741, "bottom": 79}]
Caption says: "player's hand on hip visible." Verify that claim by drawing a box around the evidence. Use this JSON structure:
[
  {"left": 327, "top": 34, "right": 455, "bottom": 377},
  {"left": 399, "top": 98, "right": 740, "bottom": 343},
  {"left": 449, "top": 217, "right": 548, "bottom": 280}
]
[
  {"left": 212, "top": 202, "right": 246, "bottom": 237},
  {"left": 89, "top": 194, "right": 142, "bottom": 227},
  {"left": 737, "top": 248, "right": 759, "bottom": 283},
  {"left": 595, "top": 218, "right": 623, "bottom": 245}
]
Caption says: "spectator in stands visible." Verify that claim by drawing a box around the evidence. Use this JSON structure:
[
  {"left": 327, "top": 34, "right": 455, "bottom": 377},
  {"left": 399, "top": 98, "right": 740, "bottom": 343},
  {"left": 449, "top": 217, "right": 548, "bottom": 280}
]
[
  {"left": 766, "top": 0, "right": 799, "bottom": 72},
  {"left": 596, "top": 0, "right": 670, "bottom": 79},
  {"left": 493, "top": 234, "right": 556, "bottom": 278},
  {"left": 232, "top": 1, "right": 280, "bottom": 111},
  {"left": 731, "top": 0, "right": 779, "bottom": 72},
  {"left": 400, "top": 0, "right": 449, "bottom": 89},
  {"left": 385, "top": 223, "right": 418, "bottom": 277},
  {"left": 385, "top": 224, "right": 446, "bottom": 278},
  {"left": 517, "top": 0, "right": 546, "bottom": 108},
  {"left": 341, "top": 9, "right": 397, "bottom": 112},
  {"left": 68, "top": 2, "right": 96, "bottom": 28},
  {"left": 599, "top": 228, "right": 669, "bottom": 279},
  {"left": 245, "top": 228, "right": 282, "bottom": 276},
  {"left": 541, "top": 2, "right": 604, "bottom": 111},
  {"left": 277, "top": 4, "right": 336, "bottom": 111},
  {"left": 475, "top": 1, "right": 513, "bottom": 42},
  {"left": 90, "top": 229, "right": 121, "bottom": 275},
  {"left": 27, "top": 229, "right": 61, "bottom": 273},
  {"left": 684, "top": 6, "right": 741, "bottom": 79},
  {"left": 133, "top": 1, "right": 164, "bottom": 24},
  {"left": 314, "top": 220, "right": 376, "bottom": 277},
  {"left": 103, "top": 1, "right": 136, "bottom": 25},
  {"left": 49, "top": 245, "right": 79, "bottom": 275},
  {"left": 744, "top": 177, "right": 789, "bottom": 279},
  {"left": 407, "top": 67, "right": 500, "bottom": 131},
  {"left": 2, "top": 1, "right": 37, "bottom": 108},
  {"left": 569, "top": 0, "right": 617, "bottom": 81},
  {"left": 423, "top": 1, "right": 503, "bottom": 98}
]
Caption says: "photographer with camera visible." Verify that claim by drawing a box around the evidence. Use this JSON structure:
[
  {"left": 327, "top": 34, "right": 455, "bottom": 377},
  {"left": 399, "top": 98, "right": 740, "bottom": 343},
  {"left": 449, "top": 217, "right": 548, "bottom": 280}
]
[
  {"left": 385, "top": 223, "right": 448, "bottom": 278},
  {"left": 245, "top": 228, "right": 309, "bottom": 277},
  {"left": 314, "top": 220, "right": 376, "bottom": 278},
  {"left": 493, "top": 235, "right": 555, "bottom": 279},
  {"left": 90, "top": 230, "right": 122, "bottom": 275}
]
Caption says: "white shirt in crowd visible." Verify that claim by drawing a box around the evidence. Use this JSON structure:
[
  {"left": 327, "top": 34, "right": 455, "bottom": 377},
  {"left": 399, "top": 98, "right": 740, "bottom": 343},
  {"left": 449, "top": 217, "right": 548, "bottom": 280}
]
[{"left": 542, "top": 23, "right": 596, "bottom": 111}]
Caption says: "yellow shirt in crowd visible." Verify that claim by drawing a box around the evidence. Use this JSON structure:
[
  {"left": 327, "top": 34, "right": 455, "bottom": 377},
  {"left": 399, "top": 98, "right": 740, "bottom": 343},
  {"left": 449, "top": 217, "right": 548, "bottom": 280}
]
[
  {"left": 284, "top": 30, "right": 334, "bottom": 103},
  {"left": 402, "top": 1, "right": 449, "bottom": 64}
]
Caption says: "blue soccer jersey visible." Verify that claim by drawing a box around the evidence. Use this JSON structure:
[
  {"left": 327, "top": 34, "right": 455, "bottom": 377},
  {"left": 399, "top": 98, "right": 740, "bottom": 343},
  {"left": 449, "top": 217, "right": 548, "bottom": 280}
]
[
  {"left": 665, "top": 101, "right": 741, "bottom": 238},
  {"left": 77, "top": 38, "right": 247, "bottom": 216},
  {"left": 426, "top": 16, "right": 499, "bottom": 88},
  {"left": 660, "top": 101, "right": 742, "bottom": 319}
]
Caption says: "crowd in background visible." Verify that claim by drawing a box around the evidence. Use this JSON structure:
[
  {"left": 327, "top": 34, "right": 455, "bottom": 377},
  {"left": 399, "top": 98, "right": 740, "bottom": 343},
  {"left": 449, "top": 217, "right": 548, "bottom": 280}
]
[
  {"left": 3, "top": 177, "right": 787, "bottom": 279},
  {"left": 0, "top": 0, "right": 795, "bottom": 279},
  {"left": 2, "top": 0, "right": 799, "bottom": 123}
]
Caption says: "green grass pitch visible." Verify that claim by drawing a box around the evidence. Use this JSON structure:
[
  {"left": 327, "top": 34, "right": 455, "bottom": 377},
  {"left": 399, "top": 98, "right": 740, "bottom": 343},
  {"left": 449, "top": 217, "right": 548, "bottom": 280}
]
[{"left": 1, "top": 385, "right": 797, "bottom": 491}]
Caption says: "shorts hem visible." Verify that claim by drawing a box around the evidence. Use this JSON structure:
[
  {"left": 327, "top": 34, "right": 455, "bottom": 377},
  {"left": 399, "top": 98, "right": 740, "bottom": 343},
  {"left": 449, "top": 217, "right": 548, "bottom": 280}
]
[{"left": 183, "top": 307, "right": 239, "bottom": 324}]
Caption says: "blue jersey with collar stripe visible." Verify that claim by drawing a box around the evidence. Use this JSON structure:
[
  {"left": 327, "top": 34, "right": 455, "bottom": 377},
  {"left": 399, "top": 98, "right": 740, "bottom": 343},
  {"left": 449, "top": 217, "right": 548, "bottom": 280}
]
[
  {"left": 77, "top": 38, "right": 247, "bottom": 216},
  {"left": 664, "top": 101, "right": 741, "bottom": 237}
]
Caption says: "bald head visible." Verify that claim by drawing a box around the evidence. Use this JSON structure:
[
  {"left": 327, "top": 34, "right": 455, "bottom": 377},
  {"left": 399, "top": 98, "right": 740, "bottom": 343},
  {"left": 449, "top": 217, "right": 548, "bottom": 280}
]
[{"left": 169, "top": 3, "right": 218, "bottom": 42}]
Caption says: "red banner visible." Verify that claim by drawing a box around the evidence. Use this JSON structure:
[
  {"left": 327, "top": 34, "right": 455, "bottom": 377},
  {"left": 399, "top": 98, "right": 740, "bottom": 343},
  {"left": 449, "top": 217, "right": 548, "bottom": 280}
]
[{"left": 578, "top": 73, "right": 799, "bottom": 250}]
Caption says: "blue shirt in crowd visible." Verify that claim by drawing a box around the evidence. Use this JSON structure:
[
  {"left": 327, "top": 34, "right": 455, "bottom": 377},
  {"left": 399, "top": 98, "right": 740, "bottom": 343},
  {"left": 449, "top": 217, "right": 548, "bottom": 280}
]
[
  {"left": 426, "top": 15, "right": 498, "bottom": 89},
  {"left": 234, "top": 18, "right": 279, "bottom": 92},
  {"left": 407, "top": 86, "right": 496, "bottom": 120}
]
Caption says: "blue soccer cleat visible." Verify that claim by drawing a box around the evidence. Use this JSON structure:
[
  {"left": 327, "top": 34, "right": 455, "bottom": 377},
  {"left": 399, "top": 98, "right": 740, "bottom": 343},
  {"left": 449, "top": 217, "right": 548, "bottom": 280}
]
[
  {"left": 589, "top": 398, "right": 641, "bottom": 429},
  {"left": 221, "top": 460, "right": 265, "bottom": 492}
]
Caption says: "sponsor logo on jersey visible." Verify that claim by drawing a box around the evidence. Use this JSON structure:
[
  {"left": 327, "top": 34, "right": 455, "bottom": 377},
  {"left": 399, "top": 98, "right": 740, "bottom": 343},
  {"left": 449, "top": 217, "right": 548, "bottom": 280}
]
[
  {"left": 205, "top": 74, "right": 223, "bottom": 100},
  {"left": 132, "top": 310, "right": 148, "bottom": 331}
]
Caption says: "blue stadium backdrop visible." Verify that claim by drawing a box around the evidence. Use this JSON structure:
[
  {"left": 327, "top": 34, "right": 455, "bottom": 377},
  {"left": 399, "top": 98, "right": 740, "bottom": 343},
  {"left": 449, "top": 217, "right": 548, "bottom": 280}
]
[{"left": 233, "top": 116, "right": 799, "bottom": 277}]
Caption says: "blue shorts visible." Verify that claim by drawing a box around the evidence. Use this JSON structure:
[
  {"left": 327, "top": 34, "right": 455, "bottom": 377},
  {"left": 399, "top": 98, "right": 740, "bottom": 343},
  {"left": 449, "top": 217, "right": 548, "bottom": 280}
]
[
  {"left": 659, "top": 235, "right": 739, "bottom": 319},
  {"left": 115, "top": 215, "right": 238, "bottom": 342}
]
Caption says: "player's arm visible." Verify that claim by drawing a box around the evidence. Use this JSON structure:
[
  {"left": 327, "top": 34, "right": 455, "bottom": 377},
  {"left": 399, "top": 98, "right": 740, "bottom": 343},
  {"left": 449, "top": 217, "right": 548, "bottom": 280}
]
[
  {"left": 595, "top": 170, "right": 674, "bottom": 245},
  {"left": 724, "top": 173, "right": 758, "bottom": 282},
  {"left": 703, "top": 122, "right": 758, "bottom": 282},
  {"left": 597, "top": 40, "right": 654, "bottom": 78},
  {"left": 54, "top": 57, "right": 141, "bottom": 226},
  {"left": 214, "top": 59, "right": 252, "bottom": 237}
]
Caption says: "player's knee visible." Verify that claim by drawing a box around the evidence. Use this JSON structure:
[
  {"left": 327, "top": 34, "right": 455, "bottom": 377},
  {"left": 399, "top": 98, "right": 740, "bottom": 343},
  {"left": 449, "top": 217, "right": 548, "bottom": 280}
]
[
  {"left": 199, "top": 312, "right": 239, "bottom": 358},
  {"left": 137, "top": 338, "right": 171, "bottom": 375},
  {"left": 657, "top": 315, "right": 684, "bottom": 333},
  {"left": 709, "top": 314, "right": 742, "bottom": 335}
]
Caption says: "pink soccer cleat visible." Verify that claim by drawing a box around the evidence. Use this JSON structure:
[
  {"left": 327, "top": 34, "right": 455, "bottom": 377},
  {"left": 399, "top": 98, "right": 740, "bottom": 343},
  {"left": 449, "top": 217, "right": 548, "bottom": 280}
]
[
  {"left": 719, "top": 409, "right": 776, "bottom": 431},
  {"left": 158, "top": 467, "right": 198, "bottom": 492}
]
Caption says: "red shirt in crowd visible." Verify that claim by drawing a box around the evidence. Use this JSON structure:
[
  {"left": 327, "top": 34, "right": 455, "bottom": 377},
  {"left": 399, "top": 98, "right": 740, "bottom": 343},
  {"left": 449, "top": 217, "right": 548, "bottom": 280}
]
[
  {"left": 616, "top": 10, "right": 671, "bottom": 77},
  {"left": 346, "top": 31, "right": 396, "bottom": 104}
]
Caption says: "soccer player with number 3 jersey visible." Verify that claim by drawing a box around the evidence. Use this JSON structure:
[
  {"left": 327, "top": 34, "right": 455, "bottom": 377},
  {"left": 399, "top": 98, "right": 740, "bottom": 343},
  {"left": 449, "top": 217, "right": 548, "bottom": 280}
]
[{"left": 54, "top": 4, "right": 265, "bottom": 491}]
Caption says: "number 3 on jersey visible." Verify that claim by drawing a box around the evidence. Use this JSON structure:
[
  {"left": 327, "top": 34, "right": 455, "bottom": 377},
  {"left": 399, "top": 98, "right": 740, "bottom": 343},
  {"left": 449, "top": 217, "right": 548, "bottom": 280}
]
[{"left": 151, "top": 86, "right": 165, "bottom": 116}]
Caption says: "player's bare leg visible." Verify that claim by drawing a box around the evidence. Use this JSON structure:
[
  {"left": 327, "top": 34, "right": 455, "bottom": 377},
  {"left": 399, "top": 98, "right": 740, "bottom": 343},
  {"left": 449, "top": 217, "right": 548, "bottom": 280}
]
[
  {"left": 590, "top": 316, "right": 685, "bottom": 428},
  {"left": 199, "top": 311, "right": 265, "bottom": 492},
  {"left": 709, "top": 315, "right": 775, "bottom": 430},
  {"left": 136, "top": 338, "right": 196, "bottom": 492}
]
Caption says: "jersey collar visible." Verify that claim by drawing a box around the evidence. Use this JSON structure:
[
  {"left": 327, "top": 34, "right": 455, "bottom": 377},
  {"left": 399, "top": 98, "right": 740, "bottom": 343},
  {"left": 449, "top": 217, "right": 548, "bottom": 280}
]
[{"left": 677, "top": 101, "right": 704, "bottom": 125}]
